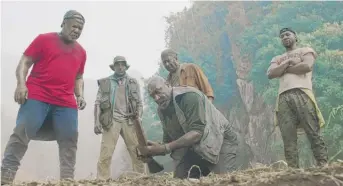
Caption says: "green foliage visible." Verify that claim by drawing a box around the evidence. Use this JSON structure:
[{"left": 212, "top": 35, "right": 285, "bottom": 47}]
[
  {"left": 141, "top": 1, "right": 343, "bottom": 169},
  {"left": 239, "top": 2, "right": 343, "bottom": 163}
]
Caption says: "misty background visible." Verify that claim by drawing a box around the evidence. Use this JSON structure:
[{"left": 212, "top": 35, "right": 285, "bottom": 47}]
[{"left": 1, "top": 1, "right": 191, "bottom": 181}]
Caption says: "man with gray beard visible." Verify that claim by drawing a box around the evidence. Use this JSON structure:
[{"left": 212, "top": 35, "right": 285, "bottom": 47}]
[{"left": 137, "top": 76, "right": 238, "bottom": 179}]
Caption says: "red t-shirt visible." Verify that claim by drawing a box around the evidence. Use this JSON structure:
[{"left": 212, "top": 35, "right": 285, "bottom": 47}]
[{"left": 24, "top": 32, "right": 86, "bottom": 109}]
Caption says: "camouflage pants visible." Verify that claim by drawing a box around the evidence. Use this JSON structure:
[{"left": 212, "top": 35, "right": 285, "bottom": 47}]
[
  {"left": 172, "top": 128, "right": 238, "bottom": 179},
  {"left": 277, "top": 89, "right": 328, "bottom": 168},
  {"left": 97, "top": 119, "right": 147, "bottom": 179},
  {"left": 1, "top": 99, "right": 78, "bottom": 184}
]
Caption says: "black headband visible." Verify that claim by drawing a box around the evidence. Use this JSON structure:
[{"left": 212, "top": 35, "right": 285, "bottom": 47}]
[{"left": 279, "top": 27, "right": 296, "bottom": 36}]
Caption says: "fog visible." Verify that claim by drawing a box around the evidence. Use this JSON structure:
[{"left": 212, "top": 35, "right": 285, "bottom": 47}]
[{"left": 1, "top": 1, "right": 190, "bottom": 181}]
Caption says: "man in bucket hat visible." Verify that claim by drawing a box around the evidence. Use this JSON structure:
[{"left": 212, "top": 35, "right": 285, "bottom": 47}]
[{"left": 94, "top": 56, "right": 147, "bottom": 179}]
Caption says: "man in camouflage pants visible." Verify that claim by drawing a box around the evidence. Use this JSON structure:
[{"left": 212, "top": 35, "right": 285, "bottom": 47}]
[
  {"left": 94, "top": 56, "right": 147, "bottom": 179},
  {"left": 267, "top": 27, "right": 328, "bottom": 168}
]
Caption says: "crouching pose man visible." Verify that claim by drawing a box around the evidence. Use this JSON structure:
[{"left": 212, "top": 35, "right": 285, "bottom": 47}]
[{"left": 138, "top": 76, "right": 239, "bottom": 179}]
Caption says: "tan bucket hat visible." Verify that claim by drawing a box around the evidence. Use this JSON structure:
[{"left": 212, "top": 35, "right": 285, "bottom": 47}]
[{"left": 109, "top": 55, "right": 130, "bottom": 71}]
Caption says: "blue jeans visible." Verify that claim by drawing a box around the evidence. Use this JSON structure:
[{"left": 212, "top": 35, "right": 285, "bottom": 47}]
[{"left": 1, "top": 99, "right": 78, "bottom": 183}]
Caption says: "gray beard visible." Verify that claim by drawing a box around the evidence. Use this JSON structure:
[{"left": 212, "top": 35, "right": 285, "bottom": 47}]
[{"left": 158, "top": 98, "right": 171, "bottom": 110}]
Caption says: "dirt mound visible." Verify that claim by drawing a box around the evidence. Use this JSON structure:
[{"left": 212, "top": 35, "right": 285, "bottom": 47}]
[{"left": 12, "top": 162, "right": 343, "bottom": 186}]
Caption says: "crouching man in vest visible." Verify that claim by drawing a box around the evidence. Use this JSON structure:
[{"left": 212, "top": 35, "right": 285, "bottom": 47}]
[
  {"left": 138, "top": 75, "right": 239, "bottom": 179},
  {"left": 94, "top": 56, "right": 147, "bottom": 179}
]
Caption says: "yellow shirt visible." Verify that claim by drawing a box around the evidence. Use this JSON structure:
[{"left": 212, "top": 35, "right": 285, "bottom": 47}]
[{"left": 167, "top": 63, "right": 214, "bottom": 99}]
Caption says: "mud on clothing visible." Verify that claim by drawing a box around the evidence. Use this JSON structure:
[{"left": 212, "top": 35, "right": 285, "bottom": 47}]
[
  {"left": 160, "top": 92, "right": 206, "bottom": 144},
  {"left": 276, "top": 89, "right": 328, "bottom": 168},
  {"left": 271, "top": 47, "right": 328, "bottom": 168},
  {"left": 96, "top": 119, "right": 147, "bottom": 179},
  {"left": 95, "top": 74, "right": 147, "bottom": 179},
  {"left": 272, "top": 47, "right": 325, "bottom": 133},
  {"left": 1, "top": 99, "right": 78, "bottom": 184},
  {"left": 158, "top": 91, "right": 238, "bottom": 179},
  {"left": 25, "top": 32, "right": 86, "bottom": 109},
  {"left": 1, "top": 32, "right": 85, "bottom": 184}
]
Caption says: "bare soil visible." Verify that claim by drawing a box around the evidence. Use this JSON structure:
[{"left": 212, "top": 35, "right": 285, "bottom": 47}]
[{"left": 11, "top": 162, "right": 343, "bottom": 186}]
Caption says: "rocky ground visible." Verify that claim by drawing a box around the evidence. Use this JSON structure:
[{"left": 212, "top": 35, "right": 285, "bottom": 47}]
[{"left": 10, "top": 161, "right": 343, "bottom": 186}]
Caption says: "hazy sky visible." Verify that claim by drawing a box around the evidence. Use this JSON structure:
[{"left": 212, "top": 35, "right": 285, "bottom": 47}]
[
  {"left": 1, "top": 1, "right": 192, "bottom": 79},
  {"left": 0, "top": 1, "right": 192, "bottom": 180}
]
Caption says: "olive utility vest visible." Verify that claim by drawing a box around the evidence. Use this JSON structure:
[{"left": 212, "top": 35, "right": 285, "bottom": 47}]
[
  {"left": 97, "top": 75, "right": 141, "bottom": 130},
  {"left": 158, "top": 86, "right": 230, "bottom": 164}
]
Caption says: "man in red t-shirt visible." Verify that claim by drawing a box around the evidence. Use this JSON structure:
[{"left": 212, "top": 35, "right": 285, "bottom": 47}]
[{"left": 1, "top": 10, "right": 87, "bottom": 184}]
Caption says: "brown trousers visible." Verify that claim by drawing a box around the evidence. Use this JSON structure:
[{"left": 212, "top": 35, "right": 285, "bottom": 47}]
[{"left": 96, "top": 119, "right": 147, "bottom": 179}]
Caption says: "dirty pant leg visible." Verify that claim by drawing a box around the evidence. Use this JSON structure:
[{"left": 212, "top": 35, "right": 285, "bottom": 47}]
[
  {"left": 52, "top": 106, "right": 79, "bottom": 180},
  {"left": 277, "top": 91, "right": 299, "bottom": 168},
  {"left": 293, "top": 90, "right": 328, "bottom": 166},
  {"left": 211, "top": 127, "right": 239, "bottom": 174},
  {"left": 173, "top": 149, "right": 211, "bottom": 179},
  {"left": 1, "top": 99, "right": 50, "bottom": 183},
  {"left": 1, "top": 125, "right": 30, "bottom": 183},
  {"left": 97, "top": 121, "right": 121, "bottom": 179},
  {"left": 121, "top": 120, "right": 147, "bottom": 174}
]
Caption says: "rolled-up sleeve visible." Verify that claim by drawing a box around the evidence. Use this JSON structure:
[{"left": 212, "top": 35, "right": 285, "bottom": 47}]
[{"left": 178, "top": 92, "right": 206, "bottom": 134}]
